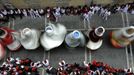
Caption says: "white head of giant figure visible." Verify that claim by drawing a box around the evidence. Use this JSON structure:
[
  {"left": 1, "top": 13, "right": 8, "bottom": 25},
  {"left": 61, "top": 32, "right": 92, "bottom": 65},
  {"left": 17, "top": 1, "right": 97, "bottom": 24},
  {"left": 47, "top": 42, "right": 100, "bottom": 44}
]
[
  {"left": 110, "top": 26, "right": 134, "bottom": 48},
  {"left": 20, "top": 28, "right": 41, "bottom": 50},
  {"left": 65, "top": 30, "right": 85, "bottom": 48},
  {"left": 86, "top": 26, "right": 105, "bottom": 50},
  {"left": 40, "top": 23, "right": 67, "bottom": 51},
  {"left": 0, "top": 27, "right": 21, "bottom": 51}
]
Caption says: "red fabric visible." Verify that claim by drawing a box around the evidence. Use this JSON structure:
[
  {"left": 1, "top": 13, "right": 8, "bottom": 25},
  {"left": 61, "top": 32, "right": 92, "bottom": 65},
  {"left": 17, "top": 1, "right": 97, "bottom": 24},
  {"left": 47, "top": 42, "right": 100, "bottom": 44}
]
[
  {"left": 0, "top": 43, "right": 5, "bottom": 59},
  {"left": 109, "top": 32, "right": 122, "bottom": 48},
  {"left": 92, "top": 60, "right": 97, "bottom": 66},
  {"left": 18, "top": 70, "right": 23, "bottom": 74},
  {"left": 32, "top": 67, "right": 37, "bottom": 72},
  {"left": 20, "top": 60, "right": 24, "bottom": 65},
  {"left": 0, "top": 27, "right": 16, "bottom": 46},
  {"left": 16, "top": 66, "right": 20, "bottom": 71},
  {"left": 25, "top": 66, "right": 29, "bottom": 71}
]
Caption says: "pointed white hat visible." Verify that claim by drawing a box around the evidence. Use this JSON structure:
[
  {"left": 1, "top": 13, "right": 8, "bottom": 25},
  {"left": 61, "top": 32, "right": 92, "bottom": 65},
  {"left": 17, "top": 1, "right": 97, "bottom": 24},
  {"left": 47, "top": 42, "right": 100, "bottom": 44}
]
[
  {"left": 20, "top": 28, "right": 41, "bottom": 50},
  {"left": 40, "top": 23, "right": 67, "bottom": 51},
  {"left": 87, "top": 26, "right": 105, "bottom": 50}
]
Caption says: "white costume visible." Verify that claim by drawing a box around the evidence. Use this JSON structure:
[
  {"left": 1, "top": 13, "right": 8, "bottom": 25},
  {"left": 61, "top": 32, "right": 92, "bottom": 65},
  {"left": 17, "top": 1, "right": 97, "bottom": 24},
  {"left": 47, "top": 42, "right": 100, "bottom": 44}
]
[
  {"left": 19, "top": 28, "right": 41, "bottom": 50},
  {"left": 40, "top": 23, "right": 67, "bottom": 50}
]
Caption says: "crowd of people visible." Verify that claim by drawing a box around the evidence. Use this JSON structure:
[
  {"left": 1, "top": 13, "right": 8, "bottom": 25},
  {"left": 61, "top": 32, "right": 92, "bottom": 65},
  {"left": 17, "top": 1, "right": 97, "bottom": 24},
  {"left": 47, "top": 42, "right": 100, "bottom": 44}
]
[
  {"left": 0, "top": 57, "right": 133, "bottom": 75},
  {"left": 0, "top": 2, "right": 134, "bottom": 23}
]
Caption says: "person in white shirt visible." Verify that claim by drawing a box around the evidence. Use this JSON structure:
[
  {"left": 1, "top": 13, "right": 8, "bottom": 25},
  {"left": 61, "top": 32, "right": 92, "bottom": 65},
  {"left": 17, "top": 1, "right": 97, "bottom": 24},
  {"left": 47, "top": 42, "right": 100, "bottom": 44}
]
[
  {"left": 39, "top": 9, "right": 44, "bottom": 16},
  {"left": 99, "top": 8, "right": 105, "bottom": 17},
  {"left": 60, "top": 7, "right": 65, "bottom": 15},
  {"left": 103, "top": 9, "right": 111, "bottom": 20},
  {"left": 29, "top": 9, "right": 36, "bottom": 18},
  {"left": 34, "top": 9, "right": 41, "bottom": 18},
  {"left": 34, "top": 61, "right": 42, "bottom": 68},
  {"left": 116, "top": 6, "right": 121, "bottom": 12},
  {"left": 1, "top": 10, "right": 7, "bottom": 16},
  {"left": 42, "top": 59, "right": 49, "bottom": 68},
  {"left": 123, "top": 4, "right": 129, "bottom": 13},
  {"left": 22, "top": 9, "right": 28, "bottom": 17},
  {"left": 83, "top": 12, "right": 90, "bottom": 26},
  {"left": 88, "top": 9, "right": 94, "bottom": 20},
  {"left": 131, "top": 10, "right": 134, "bottom": 14},
  {"left": 30, "top": 62, "right": 36, "bottom": 67},
  {"left": 94, "top": 5, "right": 100, "bottom": 13},
  {"left": 59, "top": 60, "right": 66, "bottom": 67},
  {"left": 54, "top": 7, "right": 61, "bottom": 22}
]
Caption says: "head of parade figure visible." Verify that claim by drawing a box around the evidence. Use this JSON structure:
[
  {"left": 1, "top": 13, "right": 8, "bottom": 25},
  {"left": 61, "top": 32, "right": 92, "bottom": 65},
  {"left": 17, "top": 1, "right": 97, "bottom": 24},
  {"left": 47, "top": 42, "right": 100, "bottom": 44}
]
[
  {"left": 87, "top": 26, "right": 105, "bottom": 50},
  {"left": 21, "top": 28, "right": 32, "bottom": 39},
  {"left": 89, "top": 26, "right": 105, "bottom": 42},
  {"left": 123, "top": 26, "right": 134, "bottom": 38},
  {"left": 0, "top": 28, "right": 6, "bottom": 39},
  {"left": 65, "top": 30, "right": 85, "bottom": 48},
  {"left": 72, "top": 30, "right": 81, "bottom": 40}
]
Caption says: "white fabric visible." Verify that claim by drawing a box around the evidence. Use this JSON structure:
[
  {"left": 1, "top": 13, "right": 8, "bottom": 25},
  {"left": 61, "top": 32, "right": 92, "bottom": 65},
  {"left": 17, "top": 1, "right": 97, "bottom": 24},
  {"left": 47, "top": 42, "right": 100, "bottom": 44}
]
[
  {"left": 122, "top": 26, "right": 134, "bottom": 38},
  {"left": 95, "top": 26, "right": 105, "bottom": 36},
  {"left": 2, "top": 10, "right": 7, "bottom": 15},
  {"left": 59, "top": 60, "right": 66, "bottom": 66},
  {"left": 40, "top": 23, "right": 67, "bottom": 50},
  {"left": 22, "top": 9, "right": 28, "bottom": 17},
  {"left": 131, "top": 10, "right": 134, "bottom": 14},
  {"left": 123, "top": 5, "right": 129, "bottom": 13},
  {"left": 87, "top": 40, "right": 103, "bottom": 50},
  {"left": 7, "top": 37, "right": 21, "bottom": 51},
  {"left": 20, "top": 28, "right": 41, "bottom": 50}
]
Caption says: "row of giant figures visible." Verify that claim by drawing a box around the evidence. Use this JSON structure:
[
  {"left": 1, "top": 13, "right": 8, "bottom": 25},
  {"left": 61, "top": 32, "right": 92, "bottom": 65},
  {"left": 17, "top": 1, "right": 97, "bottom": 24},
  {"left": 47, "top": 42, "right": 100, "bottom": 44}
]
[{"left": 0, "top": 23, "right": 134, "bottom": 60}]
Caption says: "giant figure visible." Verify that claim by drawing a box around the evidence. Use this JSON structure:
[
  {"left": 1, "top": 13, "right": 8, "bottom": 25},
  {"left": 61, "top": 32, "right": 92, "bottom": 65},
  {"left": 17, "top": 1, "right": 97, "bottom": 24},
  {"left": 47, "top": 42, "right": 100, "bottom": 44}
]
[
  {"left": 65, "top": 30, "right": 85, "bottom": 48},
  {"left": 110, "top": 26, "right": 134, "bottom": 48},
  {"left": 0, "top": 27, "right": 21, "bottom": 51},
  {"left": 86, "top": 26, "right": 105, "bottom": 50},
  {"left": 19, "top": 28, "right": 41, "bottom": 50},
  {"left": 40, "top": 23, "right": 67, "bottom": 50}
]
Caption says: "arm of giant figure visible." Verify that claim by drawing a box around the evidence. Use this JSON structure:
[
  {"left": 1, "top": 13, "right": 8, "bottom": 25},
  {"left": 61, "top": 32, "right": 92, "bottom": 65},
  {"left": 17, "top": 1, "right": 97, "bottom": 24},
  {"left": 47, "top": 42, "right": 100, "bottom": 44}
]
[{"left": 1, "top": 26, "right": 16, "bottom": 32}]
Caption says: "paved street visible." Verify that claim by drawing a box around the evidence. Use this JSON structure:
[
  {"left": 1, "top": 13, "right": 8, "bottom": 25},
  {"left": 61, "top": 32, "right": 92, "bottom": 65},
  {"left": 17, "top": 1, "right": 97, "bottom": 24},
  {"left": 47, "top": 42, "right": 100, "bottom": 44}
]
[{"left": 0, "top": 12, "right": 134, "bottom": 74}]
